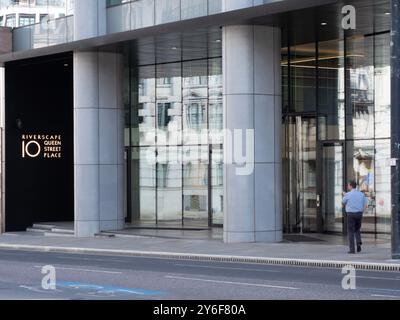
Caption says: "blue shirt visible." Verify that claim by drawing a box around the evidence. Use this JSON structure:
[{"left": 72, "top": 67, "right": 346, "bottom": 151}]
[{"left": 342, "top": 189, "right": 368, "bottom": 214}]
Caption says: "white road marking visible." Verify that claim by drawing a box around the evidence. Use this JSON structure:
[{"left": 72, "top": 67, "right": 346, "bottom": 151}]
[
  {"left": 165, "top": 275, "right": 298, "bottom": 290},
  {"left": 174, "top": 264, "right": 281, "bottom": 273},
  {"left": 371, "top": 294, "right": 400, "bottom": 299},
  {"left": 358, "top": 276, "right": 400, "bottom": 281},
  {"left": 55, "top": 256, "right": 126, "bottom": 263},
  {"left": 363, "top": 287, "right": 400, "bottom": 293},
  {"left": 19, "top": 285, "right": 51, "bottom": 294},
  {"left": 33, "top": 265, "right": 122, "bottom": 274}
]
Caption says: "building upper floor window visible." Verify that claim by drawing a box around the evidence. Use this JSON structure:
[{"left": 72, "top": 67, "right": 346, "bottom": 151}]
[
  {"left": 0, "top": 0, "right": 74, "bottom": 28},
  {"left": 19, "top": 13, "right": 35, "bottom": 26},
  {"left": 5, "top": 14, "right": 15, "bottom": 27}
]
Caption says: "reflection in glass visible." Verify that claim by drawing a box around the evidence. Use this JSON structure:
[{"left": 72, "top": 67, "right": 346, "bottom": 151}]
[
  {"left": 209, "top": 58, "right": 223, "bottom": 144},
  {"left": 0, "top": 0, "right": 74, "bottom": 28},
  {"left": 375, "top": 33, "right": 391, "bottom": 139},
  {"left": 133, "top": 65, "right": 156, "bottom": 146},
  {"left": 131, "top": 0, "right": 154, "bottom": 30},
  {"left": 183, "top": 60, "right": 208, "bottom": 145},
  {"left": 283, "top": 41, "right": 317, "bottom": 113},
  {"left": 183, "top": 146, "right": 209, "bottom": 227},
  {"left": 155, "top": 0, "right": 180, "bottom": 24},
  {"left": 346, "top": 139, "right": 375, "bottom": 233},
  {"left": 318, "top": 39, "right": 345, "bottom": 140},
  {"left": 157, "top": 63, "right": 182, "bottom": 146},
  {"left": 181, "top": 0, "right": 207, "bottom": 19},
  {"left": 283, "top": 18, "right": 391, "bottom": 240},
  {"left": 346, "top": 36, "right": 375, "bottom": 140},
  {"left": 125, "top": 46, "right": 223, "bottom": 228},
  {"left": 321, "top": 145, "right": 344, "bottom": 233},
  {"left": 157, "top": 146, "right": 182, "bottom": 224},
  {"left": 131, "top": 147, "right": 156, "bottom": 224},
  {"left": 375, "top": 139, "right": 391, "bottom": 238},
  {"left": 211, "top": 145, "right": 223, "bottom": 225}
]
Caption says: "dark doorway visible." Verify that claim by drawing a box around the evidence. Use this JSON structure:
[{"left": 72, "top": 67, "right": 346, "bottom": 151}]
[{"left": 5, "top": 53, "right": 74, "bottom": 231}]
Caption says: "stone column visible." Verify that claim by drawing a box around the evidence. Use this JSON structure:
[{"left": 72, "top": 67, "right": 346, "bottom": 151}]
[
  {"left": 74, "top": 51, "right": 125, "bottom": 237},
  {"left": 391, "top": 0, "right": 400, "bottom": 259},
  {"left": 223, "top": 25, "right": 282, "bottom": 243},
  {"left": 0, "top": 66, "right": 4, "bottom": 234}
]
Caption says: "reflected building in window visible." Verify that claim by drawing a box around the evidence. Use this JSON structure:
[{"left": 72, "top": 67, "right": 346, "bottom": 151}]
[
  {"left": 125, "top": 50, "right": 223, "bottom": 228},
  {"left": 0, "top": 0, "right": 74, "bottom": 28}
]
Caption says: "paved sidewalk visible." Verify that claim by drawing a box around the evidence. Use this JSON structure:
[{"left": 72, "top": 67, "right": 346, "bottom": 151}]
[{"left": 0, "top": 232, "right": 398, "bottom": 271}]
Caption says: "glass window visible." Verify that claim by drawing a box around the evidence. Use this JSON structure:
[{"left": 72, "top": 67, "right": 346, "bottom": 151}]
[
  {"left": 132, "top": 65, "right": 156, "bottom": 147},
  {"left": 346, "top": 35, "right": 375, "bottom": 140},
  {"left": 157, "top": 146, "right": 183, "bottom": 224},
  {"left": 19, "top": 14, "right": 35, "bottom": 27},
  {"left": 181, "top": 0, "right": 207, "bottom": 20},
  {"left": 131, "top": 0, "right": 154, "bottom": 30},
  {"left": 5, "top": 14, "right": 15, "bottom": 27},
  {"left": 131, "top": 147, "right": 157, "bottom": 224},
  {"left": 318, "top": 39, "right": 345, "bottom": 140},
  {"left": 375, "top": 33, "right": 391, "bottom": 139},
  {"left": 156, "top": 62, "right": 182, "bottom": 146},
  {"left": 183, "top": 145, "right": 209, "bottom": 227},
  {"left": 288, "top": 41, "right": 317, "bottom": 113},
  {"left": 183, "top": 59, "right": 208, "bottom": 145},
  {"left": 283, "top": 10, "right": 391, "bottom": 239},
  {"left": 283, "top": 116, "right": 317, "bottom": 233},
  {"left": 211, "top": 145, "right": 223, "bottom": 225},
  {"left": 125, "top": 40, "right": 222, "bottom": 228},
  {"left": 375, "top": 139, "right": 391, "bottom": 238},
  {"left": 155, "top": 0, "right": 180, "bottom": 25},
  {"left": 209, "top": 58, "right": 223, "bottom": 144},
  {"left": 346, "top": 139, "right": 375, "bottom": 233}
]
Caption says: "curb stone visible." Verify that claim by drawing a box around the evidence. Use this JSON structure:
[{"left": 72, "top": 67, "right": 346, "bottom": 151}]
[{"left": 0, "top": 243, "right": 399, "bottom": 272}]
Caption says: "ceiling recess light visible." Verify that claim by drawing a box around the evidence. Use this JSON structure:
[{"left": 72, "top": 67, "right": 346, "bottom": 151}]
[
  {"left": 385, "top": 12, "right": 391, "bottom": 15},
  {"left": 215, "top": 39, "right": 222, "bottom": 43},
  {"left": 171, "top": 46, "right": 178, "bottom": 50},
  {"left": 321, "top": 22, "right": 328, "bottom": 26}
]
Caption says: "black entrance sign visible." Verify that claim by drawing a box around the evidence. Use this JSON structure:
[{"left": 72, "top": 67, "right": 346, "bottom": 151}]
[{"left": 5, "top": 53, "right": 74, "bottom": 231}]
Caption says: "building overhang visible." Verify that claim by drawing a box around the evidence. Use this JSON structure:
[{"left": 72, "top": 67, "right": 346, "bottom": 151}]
[{"left": 0, "top": 0, "right": 337, "bottom": 64}]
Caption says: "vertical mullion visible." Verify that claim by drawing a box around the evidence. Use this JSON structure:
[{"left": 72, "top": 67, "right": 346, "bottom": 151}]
[{"left": 155, "top": 63, "right": 158, "bottom": 225}]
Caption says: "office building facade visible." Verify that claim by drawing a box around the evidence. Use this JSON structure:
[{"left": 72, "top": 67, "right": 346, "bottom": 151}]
[{"left": 0, "top": 0, "right": 399, "bottom": 258}]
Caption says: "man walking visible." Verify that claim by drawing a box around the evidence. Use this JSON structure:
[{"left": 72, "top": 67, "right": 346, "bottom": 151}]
[{"left": 342, "top": 180, "right": 369, "bottom": 254}]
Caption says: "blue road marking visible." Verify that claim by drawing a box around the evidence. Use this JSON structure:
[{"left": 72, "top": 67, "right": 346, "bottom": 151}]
[{"left": 56, "top": 281, "right": 165, "bottom": 296}]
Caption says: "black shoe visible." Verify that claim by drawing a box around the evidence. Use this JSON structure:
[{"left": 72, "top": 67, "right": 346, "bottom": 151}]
[
  {"left": 357, "top": 245, "right": 362, "bottom": 253},
  {"left": 348, "top": 251, "right": 355, "bottom": 254}
]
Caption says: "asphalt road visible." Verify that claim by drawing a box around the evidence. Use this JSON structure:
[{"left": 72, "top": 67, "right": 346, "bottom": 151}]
[{"left": 0, "top": 249, "right": 399, "bottom": 300}]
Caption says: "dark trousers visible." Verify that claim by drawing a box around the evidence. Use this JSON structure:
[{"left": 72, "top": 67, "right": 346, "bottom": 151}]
[{"left": 347, "top": 213, "right": 363, "bottom": 252}]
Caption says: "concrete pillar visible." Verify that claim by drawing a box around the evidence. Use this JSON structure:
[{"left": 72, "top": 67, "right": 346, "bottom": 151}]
[
  {"left": 74, "top": 0, "right": 106, "bottom": 41},
  {"left": 223, "top": 25, "right": 282, "bottom": 243},
  {"left": 391, "top": 0, "right": 400, "bottom": 259},
  {"left": 74, "top": 51, "right": 125, "bottom": 237},
  {"left": 0, "top": 66, "right": 4, "bottom": 234}
]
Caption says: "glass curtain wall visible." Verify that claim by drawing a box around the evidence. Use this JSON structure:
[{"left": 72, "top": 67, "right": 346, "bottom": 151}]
[
  {"left": 283, "top": 29, "right": 391, "bottom": 239},
  {"left": 124, "top": 49, "right": 223, "bottom": 228}
]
